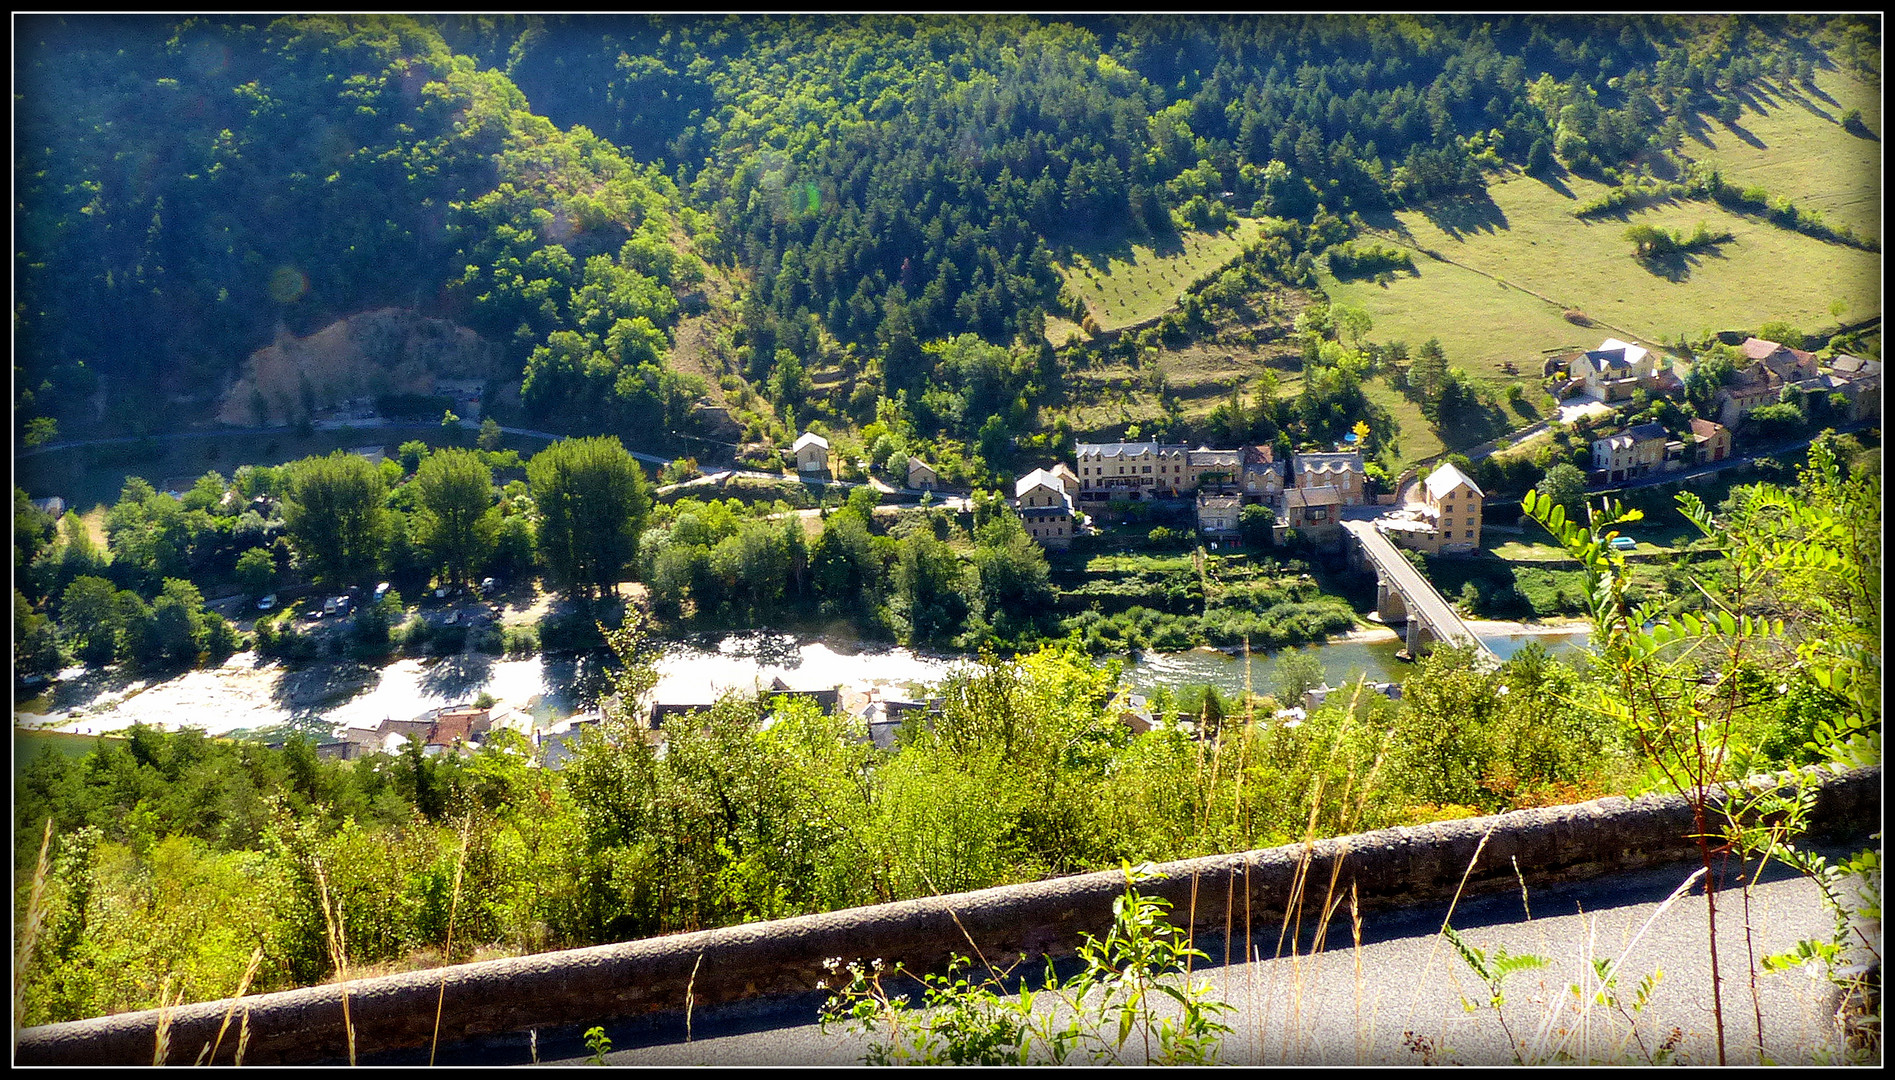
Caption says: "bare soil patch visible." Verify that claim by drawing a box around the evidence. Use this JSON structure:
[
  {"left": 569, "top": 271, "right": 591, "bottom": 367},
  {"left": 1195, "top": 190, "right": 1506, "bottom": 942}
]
[{"left": 218, "top": 308, "right": 503, "bottom": 426}]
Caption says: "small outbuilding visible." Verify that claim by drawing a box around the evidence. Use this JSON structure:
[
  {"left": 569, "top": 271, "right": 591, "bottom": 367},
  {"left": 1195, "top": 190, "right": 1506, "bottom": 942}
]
[
  {"left": 793, "top": 432, "right": 830, "bottom": 474},
  {"left": 907, "top": 457, "right": 940, "bottom": 490}
]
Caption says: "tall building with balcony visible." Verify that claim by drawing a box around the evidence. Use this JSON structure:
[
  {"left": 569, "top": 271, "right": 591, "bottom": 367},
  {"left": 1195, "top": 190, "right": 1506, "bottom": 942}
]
[{"left": 1073, "top": 441, "right": 1191, "bottom": 501}]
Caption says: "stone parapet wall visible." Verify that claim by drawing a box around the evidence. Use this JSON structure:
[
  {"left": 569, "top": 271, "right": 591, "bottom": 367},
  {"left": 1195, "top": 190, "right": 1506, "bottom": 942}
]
[{"left": 17, "top": 765, "right": 1877, "bottom": 1066}]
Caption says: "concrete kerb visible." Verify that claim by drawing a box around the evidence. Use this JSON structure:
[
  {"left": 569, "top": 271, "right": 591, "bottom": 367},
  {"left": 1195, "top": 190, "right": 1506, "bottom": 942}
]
[{"left": 16, "top": 764, "right": 1878, "bottom": 1066}]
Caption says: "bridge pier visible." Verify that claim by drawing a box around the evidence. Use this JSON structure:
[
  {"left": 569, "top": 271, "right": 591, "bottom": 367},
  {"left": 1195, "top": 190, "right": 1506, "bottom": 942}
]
[{"left": 1375, "top": 574, "right": 1408, "bottom": 624}]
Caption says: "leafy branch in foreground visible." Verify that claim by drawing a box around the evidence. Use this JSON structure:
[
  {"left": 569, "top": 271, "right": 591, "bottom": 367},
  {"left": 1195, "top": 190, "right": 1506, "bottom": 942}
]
[
  {"left": 1443, "top": 925, "right": 1548, "bottom": 1063},
  {"left": 819, "top": 864, "right": 1233, "bottom": 1065},
  {"left": 1522, "top": 436, "right": 1882, "bottom": 1064}
]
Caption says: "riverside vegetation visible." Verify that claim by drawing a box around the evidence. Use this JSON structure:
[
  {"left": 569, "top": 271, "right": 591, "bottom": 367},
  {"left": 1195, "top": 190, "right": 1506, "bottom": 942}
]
[
  {"left": 828, "top": 435, "right": 1881, "bottom": 1067},
  {"left": 14, "top": 432, "right": 1357, "bottom": 683},
  {"left": 13, "top": 440, "right": 1874, "bottom": 1034}
]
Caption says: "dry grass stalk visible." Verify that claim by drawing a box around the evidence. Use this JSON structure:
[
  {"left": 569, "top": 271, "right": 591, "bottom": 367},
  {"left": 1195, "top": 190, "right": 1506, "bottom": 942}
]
[
  {"left": 1350, "top": 883, "right": 1366, "bottom": 1065},
  {"left": 1379, "top": 817, "right": 1499, "bottom": 1052},
  {"left": 204, "top": 944, "right": 266, "bottom": 1065},
  {"left": 234, "top": 1006, "right": 251, "bottom": 1067},
  {"left": 12, "top": 819, "right": 54, "bottom": 1045},
  {"left": 430, "top": 815, "right": 474, "bottom": 1066},
  {"left": 1528, "top": 866, "right": 1706, "bottom": 1064},
  {"left": 1263, "top": 693, "right": 1362, "bottom": 1063},
  {"left": 153, "top": 977, "right": 186, "bottom": 1066},
  {"left": 313, "top": 860, "right": 357, "bottom": 1066},
  {"left": 686, "top": 953, "right": 703, "bottom": 1043}
]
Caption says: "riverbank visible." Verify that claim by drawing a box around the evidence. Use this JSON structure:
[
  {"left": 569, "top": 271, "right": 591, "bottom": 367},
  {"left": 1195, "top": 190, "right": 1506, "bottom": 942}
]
[
  {"left": 1462, "top": 617, "right": 1593, "bottom": 637},
  {"left": 1330, "top": 625, "right": 1402, "bottom": 644},
  {"left": 14, "top": 619, "right": 1594, "bottom": 743}
]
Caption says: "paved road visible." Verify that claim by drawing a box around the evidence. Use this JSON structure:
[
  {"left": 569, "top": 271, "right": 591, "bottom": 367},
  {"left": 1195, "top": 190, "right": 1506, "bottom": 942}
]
[
  {"left": 14, "top": 419, "right": 677, "bottom": 467},
  {"left": 414, "top": 849, "right": 1862, "bottom": 1066}
]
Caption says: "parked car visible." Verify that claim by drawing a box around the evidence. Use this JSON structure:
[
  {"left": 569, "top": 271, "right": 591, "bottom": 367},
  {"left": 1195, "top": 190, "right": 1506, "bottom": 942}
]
[
  {"left": 322, "top": 597, "right": 338, "bottom": 616},
  {"left": 257, "top": 594, "right": 277, "bottom": 611},
  {"left": 373, "top": 582, "right": 390, "bottom": 602},
  {"left": 479, "top": 577, "right": 497, "bottom": 596}
]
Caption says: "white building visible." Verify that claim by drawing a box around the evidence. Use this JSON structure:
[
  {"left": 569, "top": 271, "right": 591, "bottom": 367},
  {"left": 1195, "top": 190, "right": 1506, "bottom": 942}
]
[
  {"left": 1014, "top": 467, "right": 1075, "bottom": 549},
  {"left": 793, "top": 432, "right": 830, "bottom": 474}
]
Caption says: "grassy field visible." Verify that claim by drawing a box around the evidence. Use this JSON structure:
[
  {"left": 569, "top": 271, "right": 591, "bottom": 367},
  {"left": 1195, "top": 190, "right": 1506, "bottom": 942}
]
[
  {"left": 1679, "top": 69, "right": 1882, "bottom": 241},
  {"left": 1044, "top": 314, "right": 1088, "bottom": 346},
  {"left": 1061, "top": 217, "right": 1266, "bottom": 332},
  {"left": 1318, "top": 236, "right": 1591, "bottom": 385},
  {"left": 1486, "top": 538, "right": 1577, "bottom": 562},
  {"left": 1360, "top": 374, "right": 1446, "bottom": 470},
  {"left": 1335, "top": 169, "right": 1880, "bottom": 388}
]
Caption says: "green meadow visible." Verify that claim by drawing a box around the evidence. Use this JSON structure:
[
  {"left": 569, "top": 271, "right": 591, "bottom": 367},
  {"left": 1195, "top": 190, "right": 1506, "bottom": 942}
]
[
  {"left": 1061, "top": 217, "right": 1267, "bottom": 332},
  {"left": 1679, "top": 69, "right": 1882, "bottom": 241},
  {"left": 1320, "top": 244, "right": 1588, "bottom": 385},
  {"left": 1332, "top": 169, "right": 1879, "bottom": 385}
]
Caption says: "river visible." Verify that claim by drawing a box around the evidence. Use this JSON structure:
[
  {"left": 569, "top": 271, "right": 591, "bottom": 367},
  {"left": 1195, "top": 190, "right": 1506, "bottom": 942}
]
[{"left": 15, "top": 625, "right": 1591, "bottom": 741}]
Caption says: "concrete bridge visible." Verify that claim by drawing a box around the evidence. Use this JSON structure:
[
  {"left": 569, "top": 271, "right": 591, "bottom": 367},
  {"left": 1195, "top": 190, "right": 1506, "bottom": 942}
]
[{"left": 1338, "top": 517, "right": 1498, "bottom": 664}]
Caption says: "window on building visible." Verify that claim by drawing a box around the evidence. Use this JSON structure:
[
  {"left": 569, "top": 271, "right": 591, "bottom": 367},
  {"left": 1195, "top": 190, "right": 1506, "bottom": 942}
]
[{"left": 1143, "top": 466, "right": 1152, "bottom": 473}]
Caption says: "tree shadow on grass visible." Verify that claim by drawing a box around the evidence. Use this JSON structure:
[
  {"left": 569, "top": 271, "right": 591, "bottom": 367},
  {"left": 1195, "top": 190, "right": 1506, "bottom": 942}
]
[
  {"left": 1735, "top": 81, "right": 1789, "bottom": 116},
  {"left": 1632, "top": 242, "right": 1730, "bottom": 283},
  {"left": 1718, "top": 116, "right": 1767, "bottom": 151},
  {"left": 1356, "top": 208, "right": 1416, "bottom": 245},
  {"left": 1433, "top": 400, "right": 1517, "bottom": 452},
  {"left": 1777, "top": 84, "right": 1837, "bottom": 123},
  {"left": 418, "top": 651, "right": 494, "bottom": 702},
  {"left": 1416, "top": 189, "right": 1509, "bottom": 240},
  {"left": 1062, "top": 222, "right": 1188, "bottom": 271},
  {"left": 1578, "top": 192, "right": 1689, "bottom": 224},
  {"left": 1525, "top": 168, "right": 1576, "bottom": 201}
]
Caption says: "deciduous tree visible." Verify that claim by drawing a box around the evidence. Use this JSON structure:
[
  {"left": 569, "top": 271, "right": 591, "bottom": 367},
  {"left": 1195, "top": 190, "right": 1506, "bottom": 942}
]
[
  {"left": 527, "top": 436, "right": 651, "bottom": 598},
  {"left": 412, "top": 448, "right": 499, "bottom": 588},
  {"left": 284, "top": 452, "right": 391, "bottom": 587}
]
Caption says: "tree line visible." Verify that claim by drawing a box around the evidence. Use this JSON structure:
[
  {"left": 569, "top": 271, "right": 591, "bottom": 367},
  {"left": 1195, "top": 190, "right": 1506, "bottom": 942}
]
[{"left": 13, "top": 436, "right": 653, "bottom": 680}]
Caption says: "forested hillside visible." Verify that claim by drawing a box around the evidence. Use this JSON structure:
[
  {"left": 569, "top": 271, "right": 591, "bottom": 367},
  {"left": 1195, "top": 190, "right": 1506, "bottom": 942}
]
[
  {"left": 15, "top": 14, "right": 1880, "bottom": 463},
  {"left": 15, "top": 15, "right": 705, "bottom": 444}
]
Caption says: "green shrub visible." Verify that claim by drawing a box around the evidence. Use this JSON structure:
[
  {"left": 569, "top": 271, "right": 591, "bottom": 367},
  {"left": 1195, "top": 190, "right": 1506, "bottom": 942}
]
[
  {"left": 501, "top": 624, "right": 539, "bottom": 655},
  {"left": 473, "top": 624, "right": 504, "bottom": 655}
]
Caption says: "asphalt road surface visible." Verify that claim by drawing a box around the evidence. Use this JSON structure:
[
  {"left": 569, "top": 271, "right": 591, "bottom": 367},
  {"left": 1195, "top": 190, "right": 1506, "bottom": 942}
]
[{"left": 403, "top": 847, "right": 1873, "bottom": 1066}]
